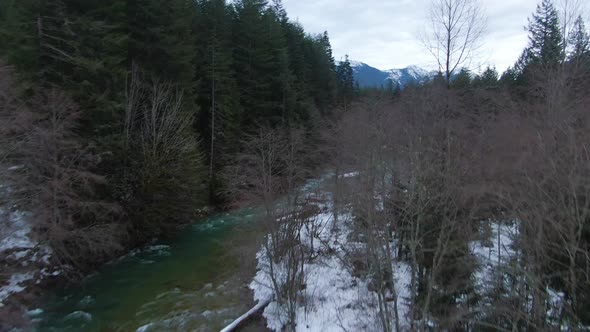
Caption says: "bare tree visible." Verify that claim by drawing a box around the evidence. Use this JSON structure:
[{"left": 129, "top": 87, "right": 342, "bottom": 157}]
[
  {"left": 123, "top": 69, "right": 206, "bottom": 238},
  {"left": 422, "top": 0, "right": 487, "bottom": 85},
  {"left": 1, "top": 60, "right": 121, "bottom": 272},
  {"left": 224, "top": 126, "right": 311, "bottom": 331},
  {"left": 559, "top": 0, "right": 586, "bottom": 55}
]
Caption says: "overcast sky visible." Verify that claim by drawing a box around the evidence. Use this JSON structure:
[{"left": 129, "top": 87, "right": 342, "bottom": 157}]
[{"left": 282, "top": 0, "right": 546, "bottom": 72}]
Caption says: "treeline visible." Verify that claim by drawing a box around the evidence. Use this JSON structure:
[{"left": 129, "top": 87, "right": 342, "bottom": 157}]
[{"left": 0, "top": 0, "right": 354, "bottom": 271}]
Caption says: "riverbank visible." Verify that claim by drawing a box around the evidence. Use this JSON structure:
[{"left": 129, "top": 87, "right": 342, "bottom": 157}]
[
  {"left": 0, "top": 205, "right": 213, "bottom": 322},
  {"left": 0, "top": 206, "right": 273, "bottom": 331}
]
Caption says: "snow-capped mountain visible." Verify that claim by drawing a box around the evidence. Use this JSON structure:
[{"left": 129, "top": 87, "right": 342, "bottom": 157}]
[{"left": 348, "top": 61, "right": 436, "bottom": 89}]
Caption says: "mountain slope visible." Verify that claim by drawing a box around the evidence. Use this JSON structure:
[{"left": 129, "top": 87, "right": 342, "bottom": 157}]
[{"left": 349, "top": 61, "right": 436, "bottom": 88}]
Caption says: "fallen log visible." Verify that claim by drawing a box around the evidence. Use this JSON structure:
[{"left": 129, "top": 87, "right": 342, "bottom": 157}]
[{"left": 219, "top": 298, "right": 271, "bottom": 332}]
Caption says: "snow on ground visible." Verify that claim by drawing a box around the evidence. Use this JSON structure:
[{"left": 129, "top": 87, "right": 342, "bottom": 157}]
[
  {"left": 340, "top": 172, "right": 359, "bottom": 179},
  {"left": 250, "top": 211, "right": 384, "bottom": 331},
  {"left": 249, "top": 177, "right": 579, "bottom": 331},
  {"left": 1, "top": 198, "right": 55, "bottom": 308},
  {"left": 250, "top": 181, "right": 414, "bottom": 332},
  {"left": 0, "top": 210, "right": 34, "bottom": 253},
  {"left": 0, "top": 273, "right": 34, "bottom": 307},
  {"left": 469, "top": 221, "right": 518, "bottom": 292}
]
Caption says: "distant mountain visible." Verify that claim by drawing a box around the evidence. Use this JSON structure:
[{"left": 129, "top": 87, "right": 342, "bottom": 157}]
[{"left": 348, "top": 61, "right": 436, "bottom": 89}]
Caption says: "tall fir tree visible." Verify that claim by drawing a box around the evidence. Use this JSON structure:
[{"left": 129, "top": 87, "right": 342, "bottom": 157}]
[
  {"left": 451, "top": 68, "right": 472, "bottom": 89},
  {"left": 567, "top": 15, "right": 590, "bottom": 61},
  {"left": 0, "top": 0, "right": 42, "bottom": 74},
  {"left": 336, "top": 55, "right": 355, "bottom": 106},
  {"left": 306, "top": 31, "right": 337, "bottom": 115},
  {"left": 525, "top": 0, "right": 564, "bottom": 68},
  {"left": 194, "top": 0, "right": 239, "bottom": 186},
  {"left": 473, "top": 66, "right": 499, "bottom": 88},
  {"left": 129, "top": 0, "right": 196, "bottom": 89}
]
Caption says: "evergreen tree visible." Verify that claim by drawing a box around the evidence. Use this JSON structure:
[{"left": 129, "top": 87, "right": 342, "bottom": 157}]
[
  {"left": 282, "top": 22, "right": 313, "bottom": 123},
  {"left": 194, "top": 0, "right": 239, "bottom": 185},
  {"left": 270, "top": 0, "right": 287, "bottom": 23},
  {"left": 263, "top": 7, "right": 296, "bottom": 125},
  {"left": 233, "top": 0, "right": 276, "bottom": 127},
  {"left": 525, "top": 0, "right": 564, "bottom": 68},
  {"left": 451, "top": 68, "right": 472, "bottom": 89},
  {"left": 61, "top": 0, "right": 129, "bottom": 135},
  {"left": 567, "top": 15, "right": 590, "bottom": 61},
  {"left": 500, "top": 67, "right": 519, "bottom": 87},
  {"left": 336, "top": 55, "right": 355, "bottom": 106},
  {"left": 306, "top": 31, "right": 337, "bottom": 114},
  {"left": 473, "top": 66, "right": 499, "bottom": 88},
  {"left": 0, "top": 0, "right": 41, "bottom": 74},
  {"left": 129, "top": 0, "right": 196, "bottom": 88}
]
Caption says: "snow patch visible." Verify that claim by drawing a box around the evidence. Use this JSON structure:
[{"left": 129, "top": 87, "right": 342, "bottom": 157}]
[
  {"left": 340, "top": 172, "right": 359, "bottom": 178},
  {"left": 250, "top": 184, "right": 404, "bottom": 331},
  {"left": 0, "top": 272, "right": 35, "bottom": 306},
  {"left": 0, "top": 210, "right": 34, "bottom": 252}
]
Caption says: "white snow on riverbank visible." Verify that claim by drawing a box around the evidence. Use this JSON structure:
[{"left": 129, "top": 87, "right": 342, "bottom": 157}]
[
  {"left": 1, "top": 191, "right": 55, "bottom": 308},
  {"left": 0, "top": 273, "right": 34, "bottom": 307},
  {"left": 250, "top": 184, "right": 415, "bottom": 331},
  {"left": 0, "top": 210, "right": 34, "bottom": 253},
  {"left": 249, "top": 174, "right": 574, "bottom": 331},
  {"left": 250, "top": 209, "right": 384, "bottom": 331}
]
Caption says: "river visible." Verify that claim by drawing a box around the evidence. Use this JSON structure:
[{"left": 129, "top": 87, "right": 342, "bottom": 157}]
[{"left": 35, "top": 208, "right": 265, "bottom": 332}]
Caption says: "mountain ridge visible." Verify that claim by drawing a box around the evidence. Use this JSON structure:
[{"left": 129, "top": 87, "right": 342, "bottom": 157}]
[{"left": 347, "top": 61, "right": 437, "bottom": 89}]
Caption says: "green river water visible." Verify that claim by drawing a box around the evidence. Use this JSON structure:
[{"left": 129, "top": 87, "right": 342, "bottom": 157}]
[{"left": 35, "top": 209, "right": 262, "bottom": 332}]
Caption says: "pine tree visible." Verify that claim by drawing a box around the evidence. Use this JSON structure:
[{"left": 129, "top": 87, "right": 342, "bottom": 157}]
[
  {"left": 62, "top": 0, "right": 129, "bottom": 135},
  {"left": 232, "top": 0, "right": 271, "bottom": 125},
  {"left": 567, "top": 16, "right": 590, "bottom": 61},
  {"left": 473, "top": 66, "right": 499, "bottom": 88},
  {"left": 270, "top": 0, "right": 287, "bottom": 23},
  {"left": 336, "top": 55, "right": 355, "bottom": 106},
  {"left": 232, "top": 0, "right": 295, "bottom": 128},
  {"left": 500, "top": 67, "right": 516, "bottom": 83},
  {"left": 263, "top": 7, "right": 296, "bottom": 125},
  {"left": 306, "top": 31, "right": 337, "bottom": 114},
  {"left": 0, "top": 0, "right": 41, "bottom": 73},
  {"left": 525, "top": 0, "right": 564, "bottom": 68},
  {"left": 129, "top": 0, "right": 196, "bottom": 88},
  {"left": 451, "top": 68, "right": 472, "bottom": 89},
  {"left": 282, "top": 21, "right": 317, "bottom": 124},
  {"left": 194, "top": 0, "right": 239, "bottom": 185}
]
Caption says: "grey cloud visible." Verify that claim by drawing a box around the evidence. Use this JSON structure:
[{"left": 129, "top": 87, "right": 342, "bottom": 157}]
[{"left": 283, "top": 0, "right": 543, "bottom": 72}]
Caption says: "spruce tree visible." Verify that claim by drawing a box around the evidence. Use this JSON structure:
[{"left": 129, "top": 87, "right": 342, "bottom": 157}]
[
  {"left": 451, "top": 68, "right": 472, "bottom": 89},
  {"left": 283, "top": 22, "right": 314, "bottom": 119},
  {"left": 567, "top": 16, "right": 590, "bottom": 61},
  {"left": 474, "top": 66, "right": 499, "bottom": 88},
  {"left": 336, "top": 55, "right": 355, "bottom": 106},
  {"left": 306, "top": 32, "right": 337, "bottom": 114},
  {"left": 233, "top": 0, "right": 294, "bottom": 128},
  {"left": 525, "top": 0, "right": 563, "bottom": 68},
  {"left": 194, "top": 0, "right": 239, "bottom": 185},
  {"left": 500, "top": 67, "right": 518, "bottom": 85},
  {"left": 129, "top": 0, "right": 196, "bottom": 88},
  {"left": 0, "top": 0, "right": 41, "bottom": 74}
]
